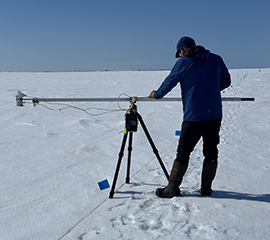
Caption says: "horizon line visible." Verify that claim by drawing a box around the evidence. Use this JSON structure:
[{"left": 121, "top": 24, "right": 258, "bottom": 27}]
[{"left": 0, "top": 67, "right": 268, "bottom": 73}]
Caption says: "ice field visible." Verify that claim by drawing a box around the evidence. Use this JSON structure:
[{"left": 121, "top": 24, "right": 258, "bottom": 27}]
[{"left": 1, "top": 69, "right": 270, "bottom": 239}]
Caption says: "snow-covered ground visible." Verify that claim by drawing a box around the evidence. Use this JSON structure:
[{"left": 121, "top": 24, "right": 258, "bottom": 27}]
[{"left": 1, "top": 69, "right": 269, "bottom": 240}]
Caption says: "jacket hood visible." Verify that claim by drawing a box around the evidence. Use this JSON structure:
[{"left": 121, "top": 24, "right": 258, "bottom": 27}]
[{"left": 184, "top": 46, "right": 210, "bottom": 63}]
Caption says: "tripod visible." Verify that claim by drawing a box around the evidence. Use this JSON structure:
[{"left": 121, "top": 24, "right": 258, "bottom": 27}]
[{"left": 109, "top": 100, "right": 169, "bottom": 198}]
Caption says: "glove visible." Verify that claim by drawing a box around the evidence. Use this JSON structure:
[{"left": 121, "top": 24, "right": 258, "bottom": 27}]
[{"left": 149, "top": 90, "right": 156, "bottom": 98}]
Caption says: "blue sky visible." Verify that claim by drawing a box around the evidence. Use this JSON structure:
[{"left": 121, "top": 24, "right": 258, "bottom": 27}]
[{"left": 0, "top": 0, "right": 270, "bottom": 71}]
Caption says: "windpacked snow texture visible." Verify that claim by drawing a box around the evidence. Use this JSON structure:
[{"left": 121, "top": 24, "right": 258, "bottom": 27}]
[{"left": 1, "top": 69, "right": 269, "bottom": 239}]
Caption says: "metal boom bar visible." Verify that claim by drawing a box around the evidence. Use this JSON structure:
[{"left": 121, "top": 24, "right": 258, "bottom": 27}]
[{"left": 15, "top": 91, "right": 255, "bottom": 106}]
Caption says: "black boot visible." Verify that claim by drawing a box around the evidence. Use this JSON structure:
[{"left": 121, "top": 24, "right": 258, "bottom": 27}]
[
  {"left": 156, "top": 181, "right": 181, "bottom": 198},
  {"left": 201, "top": 179, "right": 213, "bottom": 196},
  {"left": 201, "top": 159, "right": 217, "bottom": 196},
  {"left": 156, "top": 160, "right": 188, "bottom": 198}
]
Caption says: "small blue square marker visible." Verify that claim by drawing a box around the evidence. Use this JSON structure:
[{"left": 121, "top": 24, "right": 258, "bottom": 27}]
[
  {"left": 175, "top": 130, "right": 181, "bottom": 136},
  {"left": 98, "top": 179, "right": 110, "bottom": 190}
]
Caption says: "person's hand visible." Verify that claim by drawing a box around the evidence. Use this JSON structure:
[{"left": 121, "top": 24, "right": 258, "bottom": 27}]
[{"left": 149, "top": 90, "right": 156, "bottom": 98}]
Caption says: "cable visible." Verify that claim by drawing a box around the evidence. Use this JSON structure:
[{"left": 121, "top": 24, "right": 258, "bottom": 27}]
[
  {"left": 117, "top": 93, "right": 131, "bottom": 111},
  {"left": 26, "top": 93, "right": 133, "bottom": 116}
]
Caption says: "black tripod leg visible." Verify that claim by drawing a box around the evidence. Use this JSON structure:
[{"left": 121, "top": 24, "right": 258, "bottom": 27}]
[
  {"left": 137, "top": 113, "right": 170, "bottom": 180},
  {"left": 126, "top": 132, "right": 133, "bottom": 184},
  {"left": 109, "top": 132, "right": 128, "bottom": 198}
]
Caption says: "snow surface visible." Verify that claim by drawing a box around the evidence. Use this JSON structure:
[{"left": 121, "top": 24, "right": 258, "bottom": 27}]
[{"left": 1, "top": 69, "right": 270, "bottom": 240}]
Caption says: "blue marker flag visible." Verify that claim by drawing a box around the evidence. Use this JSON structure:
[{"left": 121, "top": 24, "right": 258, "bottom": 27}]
[
  {"left": 98, "top": 179, "right": 110, "bottom": 190},
  {"left": 175, "top": 130, "right": 181, "bottom": 136}
]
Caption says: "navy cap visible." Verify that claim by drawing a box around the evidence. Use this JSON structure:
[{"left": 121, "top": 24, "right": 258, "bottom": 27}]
[{"left": 175, "top": 36, "right": 196, "bottom": 58}]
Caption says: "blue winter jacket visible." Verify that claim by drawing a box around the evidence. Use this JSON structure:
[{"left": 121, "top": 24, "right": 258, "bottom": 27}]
[{"left": 154, "top": 46, "right": 231, "bottom": 121}]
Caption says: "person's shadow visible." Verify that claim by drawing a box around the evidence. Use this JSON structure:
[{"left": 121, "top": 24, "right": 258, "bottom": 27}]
[{"left": 211, "top": 190, "right": 270, "bottom": 203}]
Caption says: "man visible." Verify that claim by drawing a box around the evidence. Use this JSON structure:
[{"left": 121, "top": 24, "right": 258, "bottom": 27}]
[{"left": 149, "top": 36, "right": 231, "bottom": 198}]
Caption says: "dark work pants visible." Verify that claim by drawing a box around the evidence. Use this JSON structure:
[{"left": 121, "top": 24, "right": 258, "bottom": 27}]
[{"left": 176, "top": 119, "right": 222, "bottom": 165}]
